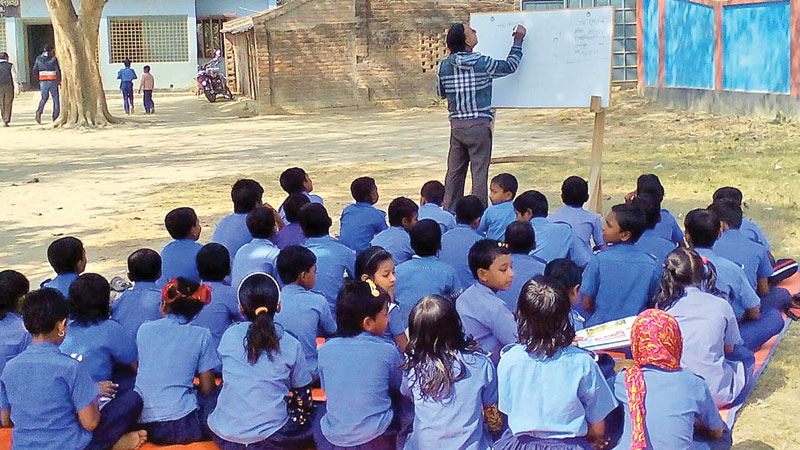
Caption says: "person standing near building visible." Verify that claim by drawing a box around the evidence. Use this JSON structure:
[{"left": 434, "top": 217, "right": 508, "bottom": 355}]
[
  {"left": 0, "top": 52, "right": 20, "bottom": 127},
  {"left": 139, "top": 65, "right": 155, "bottom": 114},
  {"left": 32, "top": 44, "right": 61, "bottom": 124},
  {"left": 437, "top": 23, "right": 526, "bottom": 208},
  {"left": 117, "top": 60, "right": 137, "bottom": 115}
]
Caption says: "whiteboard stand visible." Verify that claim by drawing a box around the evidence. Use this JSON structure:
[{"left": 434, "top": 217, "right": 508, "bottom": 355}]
[{"left": 587, "top": 95, "right": 604, "bottom": 215}]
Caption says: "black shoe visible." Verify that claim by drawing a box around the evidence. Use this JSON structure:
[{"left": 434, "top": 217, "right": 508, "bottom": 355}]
[
  {"left": 3, "top": 122, "right": 8, "bottom": 127},
  {"left": 35, "top": 112, "right": 42, "bottom": 124}
]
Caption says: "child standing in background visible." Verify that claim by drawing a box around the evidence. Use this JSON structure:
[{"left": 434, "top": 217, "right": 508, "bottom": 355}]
[
  {"left": 139, "top": 65, "right": 155, "bottom": 114},
  {"left": 549, "top": 176, "right": 604, "bottom": 255},
  {"left": 117, "top": 59, "right": 136, "bottom": 115},
  {"left": 418, "top": 180, "right": 456, "bottom": 234},
  {"left": 370, "top": 197, "right": 419, "bottom": 265},
  {"left": 339, "top": 177, "right": 387, "bottom": 253},
  {"left": 477, "top": 173, "right": 518, "bottom": 241}
]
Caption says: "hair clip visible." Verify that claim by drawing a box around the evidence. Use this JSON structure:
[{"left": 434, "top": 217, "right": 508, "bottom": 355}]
[
  {"left": 498, "top": 241, "right": 506, "bottom": 248},
  {"left": 161, "top": 279, "right": 211, "bottom": 305},
  {"left": 700, "top": 257, "right": 709, "bottom": 265},
  {"left": 254, "top": 306, "right": 269, "bottom": 315},
  {"left": 365, "top": 279, "right": 380, "bottom": 297}
]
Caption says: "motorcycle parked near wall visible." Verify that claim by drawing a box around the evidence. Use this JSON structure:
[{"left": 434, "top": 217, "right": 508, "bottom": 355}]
[{"left": 197, "top": 50, "right": 233, "bottom": 103}]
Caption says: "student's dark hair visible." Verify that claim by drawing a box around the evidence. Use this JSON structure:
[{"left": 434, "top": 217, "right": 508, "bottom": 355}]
[
  {"left": 196, "top": 243, "right": 231, "bottom": 281},
  {"left": 246, "top": 207, "right": 277, "bottom": 239},
  {"left": 468, "top": 239, "right": 511, "bottom": 279},
  {"left": 335, "top": 279, "right": 390, "bottom": 337},
  {"left": 514, "top": 190, "right": 548, "bottom": 218},
  {"left": 684, "top": 208, "right": 720, "bottom": 248},
  {"left": 231, "top": 179, "right": 264, "bottom": 213},
  {"left": 123, "top": 59, "right": 131, "bottom": 67},
  {"left": 708, "top": 199, "right": 743, "bottom": 229},
  {"left": 504, "top": 221, "right": 535, "bottom": 254},
  {"left": 165, "top": 207, "right": 199, "bottom": 239},
  {"left": 454, "top": 195, "right": 485, "bottom": 224},
  {"left": 282, "top": 193, "right": 311, "bottom": 223},
  {"left": 654, "top": 248, "right": 717, "bottom": 310},
  {"left": 544, "top": 258, "right": 583, "bottom": 290},
  {"left": 279, "top": 167, "right": 307, "bottom": 194},
  {"left": 420, "top": 180, "right": 446, "bottom": 206},
  {"left": 298, "top": 203, "right": 332, "bottom": 237},
  {"left": 491, "top": 173, "right": 518, "bottom": 197},
  {"left": 355, "top": 246, "right": 394, "bottom": 279},
  {"left": 0, "top": 271, "right": 29, "bottom": 319},
  {"left": 127, "top": 249, "right": 161, "bottom": 282},
  {"left": 162, "top": 277, "right": 206, "bottom": 321},
  {"left": 446, "top": 23, "right": 467, "bottom": 53},
  {"left": 611, "top": 203, "right": 648, "bottom": 242},
  {"left": 561, "top": 176, "right": 589, "bottom": 207},
  {"left": 22, "top": 288, "right": 70, "bottom": 335},
  {"left": 631, "top": 192, "right": 661, "bottom": 230},
  {"left": 277, "top": 245, "right": 317, "bottom": 285},
  {"left": 401, "top": 295, "right": 479, "bottom": 400},
  {"left": 712, "top": 186, "right": 743, "bottom": 205},
  {"left": 47, "top": 236, "right": 85, "bottom": 274},
  {"left": 143, "top": 65, "right": 151, "bottom": 72},
  {"left": 350, "top": 177, "right": 377, "bottom": 203},
  {"left": 239, "top": 273, "right": 281, "bottom": 363},
  {"left": 69, "top": 273, "right": 111, "bottom": 325},
  {"left": 517, "top": 276, "right": 575, "bottom": 357},
  {"left": 388, "top": 197, "right": 419, "bottom": 227},
  {"left": 636, "top": 174, "right": 665, "bottom": 204},
  {"left": 410, "top": 219, "right": 441, "bottom": 257}
]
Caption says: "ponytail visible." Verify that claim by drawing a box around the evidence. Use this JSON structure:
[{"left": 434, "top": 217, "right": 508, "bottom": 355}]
[
  {"left": 238, "top": 273, "right": 281, "bottom": 365},
  {"left": 246, "top": 307, "right": 280, "bottom": 364},
  {"left": 654, "top": 248, "right": 707, "bottom": 310}
]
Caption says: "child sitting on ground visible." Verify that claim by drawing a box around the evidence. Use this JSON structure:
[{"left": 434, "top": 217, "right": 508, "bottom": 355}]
[
  {"left": 135, "top": 277, "right": 219, "bottom": 445},
  {"left": 401, "top": 295, "right": 501, "bottom": 449},
  {"left": 272, "top": 193, "right": 310, "bottom": 249},
  {"left": 417, "top": 180, "right": 456, "bottom": 234},
  {"left": 514, "top": 190, "right": 590, "bottom": 267},
  {"left": 496, "top": 276, "right": 617, "bottom": 450},
  {"left": 370, "top": 197, "right": 418, "bottom": 265},
  {"left": 275, "top": 245, "right": 337, "bottom": 378},
  {"left": 355, "top": 246, "right": 405, "bottom": 351},
  {"left": 632, "top": 193, "right": 677, "bottom": 264},
  {"left": 544, "top": 258, "right": 586, "bottom": 331},
  {"left": 497, "top": 221, "right": 546, "bottom": 311},
  {"left": 112, "top": 249, "right": 163, "bottom": 342},
  {"left": 279, "top": 167, "right": 323, "bottom": 222},
  {"left": 339, "top": 176, "right": 388, "bottom": 253},
  {"left": 192, "top": 243, "right": 242, "bottom": 353},
  {"left": 580, "top": 203, "right": 661, "bottom": 327},
  {"left": 549, "top": 176, "right": 604, "bottom": 255},
  {"left": 627, "top": 174, "right": 683, "bottom": 245},
  {"left": 43, "top": 236, "right": 86, "bottom": 297},
  {"left": 456, "top": 239, "right": 517, "bottom": 365},
  {"left": 440, "top": 195, "right": 485, "bottom": 288},
  {"left": 713, "top": 186, "right": 771, "bottom": 256},
  {"left": 158, "top": 207, "right": 203, "bottom": 285},
  {"left": 0, "top": 270, "right": 30, "bottom": 378},
  {"left": 208, "top": 273, "right": 314, "bottom": 449},
  {"left": 477, "top": 173, "right": 518, "bottom": 241},
  {"left": 231, "top": 206, "right": 280, "bottom": 288},
  {"left": 211, "top": 179, "right": 264, "bottom": 259}
]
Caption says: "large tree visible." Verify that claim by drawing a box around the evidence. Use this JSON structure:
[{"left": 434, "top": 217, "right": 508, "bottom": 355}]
[{"left": 45, "top": 0, "right": 117, "bottom": 127}]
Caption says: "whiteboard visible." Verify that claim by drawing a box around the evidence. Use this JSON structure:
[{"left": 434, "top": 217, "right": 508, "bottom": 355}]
[{"left": 471, "top": 8, "right": 614, "bottom": 108}]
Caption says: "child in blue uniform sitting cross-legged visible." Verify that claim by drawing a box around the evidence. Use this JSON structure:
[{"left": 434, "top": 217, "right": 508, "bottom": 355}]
[
  {"left": 211, "top": 179, "right": 264, "bottom": 260},
  {"left": 42, "top": 236, "right": 86, "bottom": 297},
  {"left": 477, "top": 173, "right": 518, "bottom": 241},
  {"left": 0, "top": 270, "right": 30, "bottom": 380},
  {"left": 231, "top": 206, "right": 280, "bottom": 289},
  {"left": 417, "top": 180, "right": 456, "bottom": 234},
  {"left": 440, "top": 195, "right": 485, "bottom": 289},
  {"left": 158, "top": 207, "right": 203, "bottom": 286},
  {"left": 339, "top": 176, "right": 388, "bottom": 253},
  {"left": 192, "top": 243, "right": 242, "bottom": 357},
  {"left": 496, "top": 221, "right": 546, "bottom": 311},
  {"left": 370, "top": 197, "right": 418, "bottom": 265},
  {"left": 112, "top": 249, "right": 163, "bottom": 342}
]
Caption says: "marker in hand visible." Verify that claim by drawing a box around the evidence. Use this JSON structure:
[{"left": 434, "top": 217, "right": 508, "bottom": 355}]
[{"left": 512, "top": 24, "right": 527, "bottom": 44}]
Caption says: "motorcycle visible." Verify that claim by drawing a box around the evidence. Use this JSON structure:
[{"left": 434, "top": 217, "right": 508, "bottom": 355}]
[{"left": 197, "top": 49, "right": 233, "bottom": 103}]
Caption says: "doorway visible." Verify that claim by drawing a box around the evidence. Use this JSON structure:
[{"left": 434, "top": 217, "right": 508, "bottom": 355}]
[{"left": 26, "top": 24, "right": 55, "bottom": 90}]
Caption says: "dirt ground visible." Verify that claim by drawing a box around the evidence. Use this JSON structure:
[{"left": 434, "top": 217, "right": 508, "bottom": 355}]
[{"left": 2, "top": 88, "right": 799, "bottom": 448}]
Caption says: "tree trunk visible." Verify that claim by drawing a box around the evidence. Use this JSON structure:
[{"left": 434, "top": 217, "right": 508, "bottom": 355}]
[{"left": 45, "top": 0, "right": 118, "bottom": 128}]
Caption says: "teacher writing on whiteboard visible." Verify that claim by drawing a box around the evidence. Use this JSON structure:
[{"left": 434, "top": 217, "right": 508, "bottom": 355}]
[{"left": 438, "top": 22, "right": 526, "bottom": 208}]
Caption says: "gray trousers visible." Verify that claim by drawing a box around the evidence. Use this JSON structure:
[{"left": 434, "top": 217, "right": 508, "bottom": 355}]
[
  {"left": 443, "top": 123, "right": 493, "bottom": 209},
  {"left": 0, "top": 83, "right": 13, "bottom": 124}
]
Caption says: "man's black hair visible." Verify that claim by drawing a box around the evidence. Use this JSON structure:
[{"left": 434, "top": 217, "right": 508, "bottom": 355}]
[
  {"left": 468, "top": 239, "right": 511, "bottom": 279},
  {"left": 684, "top": 208, "right": 720, "bottom": 248},
  {"left": 388, "top": 197, "right": 418, "bottom": 227},
  {"left": 410, "top": 219, "right": 442, "bottom": 257},
  {"left": 446, "top": 23, "right": 467, "bottom": 53},
  {"left": 299, "top": 203, "right": 332, "bottom": 237},
  {"left": 0, "top": 52, "right": 8, "bottom": 60},
  {"left": 231, "top": 179, "right": 264, "bottom": 213},
  {"left": 279, "top": 167, "right": 307, "bottom": 194},
  {"left": 491, "top": 173, "right": 518, "bottom": 197},
  {"left": 420, "top": 180, "right": 446, "bottom": 206},
  {"left": 127, "top": 249, "right": 161, "bottom": 282},
  {"left": 561, "top": 176, "right": 589, "bottom": 207},
  {"left": 351, "top": 177, "right": 377, "bottom": 203},
  {"left": 246, "top": 207, "right": 277, "bottom": 239},
  {"left": 196, "top": 243, "right": 231, "bottom": 281},
  {"left": 505, "top": 221, "right": 535, "bottom": 254},
  {"left": 47, "top": 237, "right": 84, "bottom": 274},
  {"left": 277, "top": 245, "right": 317, "bottom": 285},
  {"left": 514, "top": 190, "right": 548, "bottom": 218},
  {"left": 165, "top": 207, "right": 198, "bottom": 240},
  {"left": 708, "top": 199, "right": 743, "bottom": 229},
  {"left": 611, "top": 203, "right": 648, "bottom": 242},
  {"left": 454, "top": 195, "right": 484, "bottom": 225}
]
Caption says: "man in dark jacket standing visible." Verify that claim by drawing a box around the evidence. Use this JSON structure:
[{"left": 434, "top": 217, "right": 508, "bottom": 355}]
[
  {"left": 32, "top": 44, "right": 61, "bottom": 124},
  {"left": 0, "top": 52, "right": 20, "bottom": 127}
]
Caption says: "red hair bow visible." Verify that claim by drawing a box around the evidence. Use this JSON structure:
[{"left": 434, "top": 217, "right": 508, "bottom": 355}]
[{"left": 161, "top": 278, "right": 212, "bottom": 305}]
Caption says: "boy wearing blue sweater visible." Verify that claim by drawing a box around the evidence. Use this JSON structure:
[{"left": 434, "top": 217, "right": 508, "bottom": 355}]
[{"left": 477, "top": 173, "right": 518, "bottom": 240}]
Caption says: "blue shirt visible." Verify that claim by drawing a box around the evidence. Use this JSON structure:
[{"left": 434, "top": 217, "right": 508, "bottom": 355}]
[
  {"left": 231, "top": 238, "right": 281, "bottom": 289},
  {"left": 401, "top": 351, "right": 498, "bottom": 450},
  {"left": 339, "top": 203, "right": 388, "bottom": 253},
  {"left": 741, "top": 217, "right": 770, "bottom": 251},
  {"left": 305, "top": 235, "right": 356, "bottom": 312},
  {"left": 207, "top": 323, "right": 312, "bottom": 444},
  {"left": 135, "top": 314, "right": 219, "bottom": 422},
  {"left": 456, "top": 283, "right": 518, "bottom": 365},
  {"left": 530, "top": 217, "right": 590, "bottom": 267},
  {"left": 477, "top": 201, "right": 517, "bottom": 241},
  {"left": 211, "top": 213, "right": 252, "bottom": 261},
  {"left": 279, "top": 192, "right": 323, "bottom": 223},
  {"left": 43, "top": 272, "right": 78, "bottom": 298},
  {"left": 440, "top": 225, "right": 483, "bottom": 288},
  {"left": 418, "top": 203, "right": 456, "bottom": 234},
  {"left": 271, "top": 222, "right": 306, "bottom": 250},
  {"left": 59, "top": 319, "right": 137, "bottom": 382},
  {"left": 498, "top": 344, "right": 617, "bottom": 438},
  {"left": 713, "top": 229, "right": 772, "bottom": 290},
  {"left": 111, "top": 281, "right": 163, "bottom": 342},
  {"left": 117, "top": 66, "right": 137, "bottom": 85},
  {"left": 695, "top": 247, "right": 760, "bottom": 320},
  {"left": 612, "top": 367, "right": 724, "bottom": 450},
  {"left": 318, "top": 332, "right": 403, "bottom": 446},
  {"left": 158, "top": 239, "right": 203, "bottom": 285},
  {"left": 0, "top": 313, "right": 31, "bottom": 378},
  {"left": 191, "top": 280, "right": 242, "bottom": 354},
  {"left": 497, "top": 253, "right": 546, "bottom": 312},
  {"left": 395, "top": 256, "right": 461, "bottom": 322},
  {"left": 580, "top": 243, "right": 661, "bottom": 327},
  {"left": 370, "top": 226, "right": 414, "bottom": 266},
  {"left": 0, "top": 342, "right": 99, "bottom": 450},
  {"left": 549, "top": 205, "right": 604, "bottom": 256},
  {"left": 275, "top": 284, "right": 337, "bottom": 376},
  {"left": 653, "top": 209, "right": 684, "bottom": 244},
  {"left": 384, "top": 302, "right": 407, "bottom": 342},
  {"left": 635, "top": 229, "right": 677, "bottom": 264}
]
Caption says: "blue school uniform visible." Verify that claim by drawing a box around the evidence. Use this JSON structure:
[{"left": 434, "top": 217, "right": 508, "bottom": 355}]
[
  {"left": 635, "top": 229, "right": 677, "bottom": 264},
  {"left": 317, "top": 332, "right": 403, "bottom": 446},
  {"left": 279, "top": 192, "right": 323, "bottom": 223},
  {"left": 370, "top": 226, "right": 414, "bottom": 265},
  {"left": 570, "top": 310, "right": 586, "bottom": 332},
  {"left": 339, "top": 202, "right": 388, "bottom": 253},
  {"left": 43, "top": 272, "right": 78, "bottom": 297},
  {"left": 612, "top": 367, "right": 726, "bottom": 450},
  {"left": 211, "top": 212, "right": 252, "bottom": 261},
  {"left": 190, "top": 280, "right": 242, "bottom": 353},
  {"left": 0, "top": 342, "right": 99, "bottom": 450},
  {"left": 579, "top": 243, "right": 661, "bottom": 327},
  {"left": 59, "top": 319, "right": 138, "bottom": 382},
  {"left": 741, "top": 217, "right": 770, "bottom": 251},
  {"left": 0, "top": 313, "right": 31, "bottom": 378},
  {"left": 654, "top": 209, "right": 684, "bottom": 244},
  {"left": 135, "top": 314, "right": 219, "bottom": 423},
  {"left": 272, "top": 222, "right": 306, "bottom": 250},
  {"left": 401, "top": 351, "right": 498, "bottom": 450},
  {"left": 497, "top": 253, "right": 546, "bottom": 311},
  {"left": 384, "top": 302, "right": 406, "bottom": 343},
  {"left": 111, "top": 281, "right": 163, "bottom": 342},
  {"left": 275, "top": 284, "right": 337, "bottom": 376},
  {"left": 713, "top": 229, "right": 772, "bottom": 290},
  {"left": 440, "top": 224, "right": 484, "bottom": 288},
  {"left": 418, "top": 203, "right": 456, "bottom": 234},
  {"left": 231, "top": 238, "right": 281, "bottom": 289},
  {"left": 456, "top": 283, "right": 518, "bottom": 365},
  {"left": 395, "top": 255, "right": 462, "bottom": 320},
  {"left": 477, "top": 201, "right": 516, "bottom": 241},
  {"left": 207, "top": 322, "right": 312, "bottom": 445},
  {"left": 305, "top": 235, "right": 356, "bottom": 312},
  {"left": 498, "top": 344, "right": 617, "bottom": 439},
  {"left": 694, "top": 247, "right": 760, "bottom": 320},
  {"left": 549, "top": 205, "right": 604, "bottom": 256},
  {"left": 530, "top": 217, "right": 591, "bottom": 267},
  {"left": 159, "top": 239, "right": 203, "bottom": 285}
]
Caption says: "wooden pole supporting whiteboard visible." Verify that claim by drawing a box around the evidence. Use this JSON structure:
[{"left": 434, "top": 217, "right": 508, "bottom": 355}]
[{"left": 587, "top": 96, "right": 605, "bottom": 215}]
